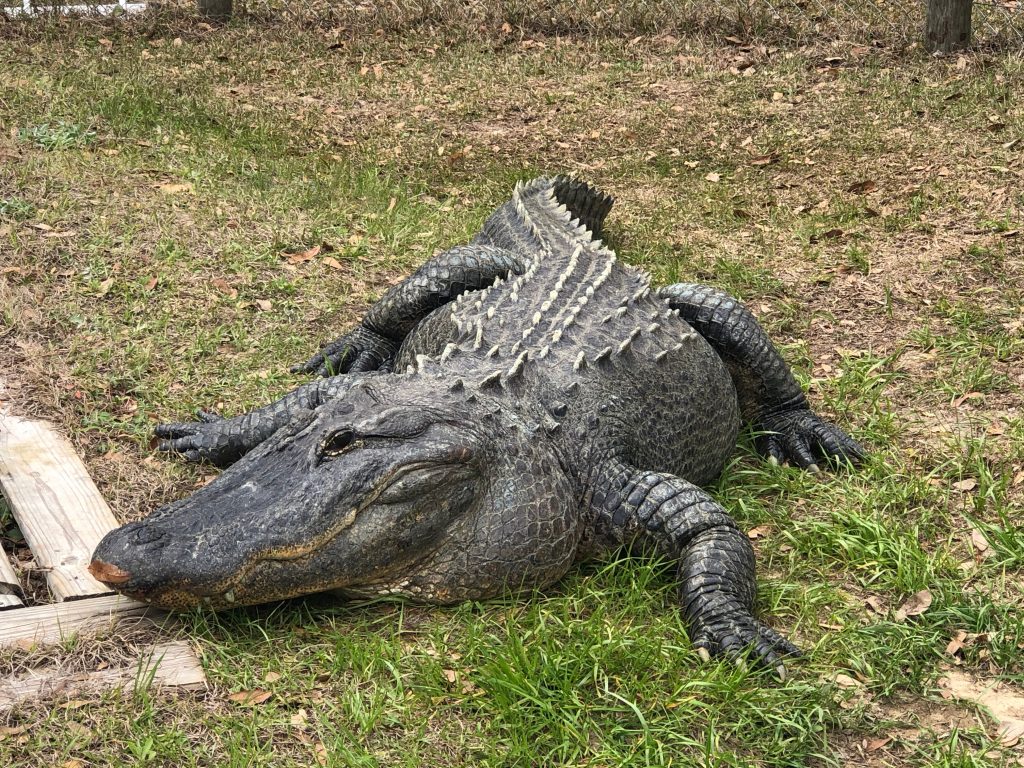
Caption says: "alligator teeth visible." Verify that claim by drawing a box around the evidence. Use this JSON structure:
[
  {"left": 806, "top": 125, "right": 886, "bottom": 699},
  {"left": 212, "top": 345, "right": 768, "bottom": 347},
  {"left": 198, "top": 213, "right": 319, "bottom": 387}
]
[
  {"left": 654, "top": 350, "right": 669, "bottom": 363},
  {"left": 224, "top": 591, "right": 235, "bottom": 604},
  {"left": 647, "top": 322, "right": 662, "bottom": 334},
  {"left": 487, "top": 306, "right": 496, "bottom": 319},
  {"left": 486, "top": 345, "right": 501, "bottom": 358},
  {"left": 440, "top": 343, "right": 457, "bottom": 362},
  {"left": 615, "top": 306, "right": 628, "bottom": 318},
  {"left": 539, "top": 345, "right": 551, "bottom": 359},
  {"left": 551, "top": 329, "right": 563, "bottom": 343},
  {"left": 573, "top": 351, "right": 587, "bottom": 371},
  {"left": 594, "top": 346, "right": 612, "bottom": 364}
]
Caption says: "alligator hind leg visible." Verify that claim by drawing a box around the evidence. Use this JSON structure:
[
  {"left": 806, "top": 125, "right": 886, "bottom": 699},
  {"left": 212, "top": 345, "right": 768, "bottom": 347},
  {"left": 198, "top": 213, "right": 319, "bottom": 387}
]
[
  {"left": 592, "top": 460, "right": 800, "bottom": 676},
  {"left": 155, "top": 374, "right": 375, "bottom": 467},
  {"left": 657, "top": 283, "right": 864, "bottom": 470}
]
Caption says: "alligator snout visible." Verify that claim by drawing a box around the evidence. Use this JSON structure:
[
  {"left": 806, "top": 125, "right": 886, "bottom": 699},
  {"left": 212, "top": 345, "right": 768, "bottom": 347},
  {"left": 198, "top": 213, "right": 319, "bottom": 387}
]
[{"left": 88, "top": 558, "right": 132, "bottom": 585}]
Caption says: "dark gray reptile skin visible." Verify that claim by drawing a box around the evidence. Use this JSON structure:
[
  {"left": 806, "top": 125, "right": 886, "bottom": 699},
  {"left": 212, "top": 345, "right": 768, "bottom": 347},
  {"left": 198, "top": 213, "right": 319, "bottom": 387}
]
[{"left": 91, "top": 176, "right": 863, "bottom": 676}]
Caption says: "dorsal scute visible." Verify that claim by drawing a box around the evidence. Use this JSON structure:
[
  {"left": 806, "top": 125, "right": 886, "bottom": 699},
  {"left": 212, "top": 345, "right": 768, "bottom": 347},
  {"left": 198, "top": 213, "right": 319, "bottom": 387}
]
[{"left": 453, "top": 177, "right": 646, "bottom": 372}]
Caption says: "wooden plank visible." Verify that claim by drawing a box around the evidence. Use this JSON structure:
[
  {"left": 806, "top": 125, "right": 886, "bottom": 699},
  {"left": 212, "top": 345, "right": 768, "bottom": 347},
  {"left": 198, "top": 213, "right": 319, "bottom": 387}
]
[
  {"left": 0, "top": 640, "right": 206, "bottom": 708},
  {"left": 0, "top": 550, "right": 23, "bottom": 609},
  {"left": 0, "top": 414, "right": 119, "bottom": 600},
  {"left": 0, "top": 593, "right": 170, "bottom": 647}
]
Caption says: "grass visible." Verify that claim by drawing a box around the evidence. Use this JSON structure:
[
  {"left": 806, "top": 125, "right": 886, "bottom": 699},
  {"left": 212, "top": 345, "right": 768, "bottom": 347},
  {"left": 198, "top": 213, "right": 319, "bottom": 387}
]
[{"left": 1, "top": 15, "right": 1023, "bottom": 768}]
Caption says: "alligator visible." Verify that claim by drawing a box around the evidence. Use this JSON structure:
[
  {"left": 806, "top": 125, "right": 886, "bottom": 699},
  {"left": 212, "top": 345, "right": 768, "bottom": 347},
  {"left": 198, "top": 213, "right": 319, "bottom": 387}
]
[{"left": 89, "top": 176, "right": 863, "bottom": 675}]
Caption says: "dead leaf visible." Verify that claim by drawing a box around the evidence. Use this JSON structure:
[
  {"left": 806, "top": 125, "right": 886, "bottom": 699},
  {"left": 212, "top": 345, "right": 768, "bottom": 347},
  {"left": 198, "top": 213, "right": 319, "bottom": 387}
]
[
  {"left": 97, "top": 37, "right": 112, "bottom": 48},
  {"left": 771, "top": 91, "right": 784, "bottom": 102},
  {"left": 894, "top": 589, "right": 932, "bottom": 621},
  {"left": 810, "top": 228, "right": 844, "bottom": 243},
  {"left": 157, "top": 182, "right": 194, "bottom": 195},
  {"left": 227, "top": 689, "right": 272, "bottom": 706},
  {"left": 254, "top": 299, "right": 272, "bottom": 312},
  {"left": 834, "top": 673, "right": 863, "bottom": 689},
  {"left": 96, "top": 277, "right": 114, "bottom": 296},
  {"left": 749, "top": 154, "right": 778, "bottom": 166},
  {"left": 443, "top": 669, "right": 458, "bottom": 684},
  {"left": 61, "top": 761, "right": 85, "bottom": 768},
  {"left": 705, "top": 172, "right": 721, "bottom": 183},
  {"left": 952, "top": 478, "right": 978, "bottom": 492},
  {"left": 285, "top": 245, "right": 321, "bottom": 264},
  {"left": 211, "top": 278, "right": 238, "bottom": 299},
  {"left": 847, "top": 180, "right": 877, "bottom": 194},
  {"left": 865, "top": 595, "right": 886, "bottom": 614},
  {"left": 290, "top": 708, "right": 308, "bottom": 726},
  {"left": 940, "top": 670, "right": 1024, "bottom": 747},
  {"left": 946, "top": 630, "right": 968, "bottom": 656},
  {"left": 30, "top": 222, "right": 53, "bottom": 231},
  {"left": 314, "top": 742, "right": 328, "bottom": 765},
  {"left": 322, "top": 257, "right": 345, "bottom": 270},
  {"left": 951, "top": 391, "right": 984, "bottom": 407},
  {"left": 59, "top": 700, "right": 91, "bottom": 710},
  {"left": 143, "top": 277, "right": 158, "bottom": 292},
  {"left": 263, "top": 670, "right": 282, "bottom": 683},
  {"left": 970, "top": 529, "right": 992, "bottom": 559},
  {"left": 747, "top": 525, "right": 771, "bottom": 539},
  {"left": 865, "top": 736, "right": 891, "bottom": 752}
]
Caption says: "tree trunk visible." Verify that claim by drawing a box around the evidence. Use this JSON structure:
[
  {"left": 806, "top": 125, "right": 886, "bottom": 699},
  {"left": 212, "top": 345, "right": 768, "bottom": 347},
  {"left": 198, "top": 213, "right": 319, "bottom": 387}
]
[
  {"left": 925, "top": 0, "right": 973, "bottom": 52},
  {"left": 197, "top": 0, "right": 232, "bottom": 20}
]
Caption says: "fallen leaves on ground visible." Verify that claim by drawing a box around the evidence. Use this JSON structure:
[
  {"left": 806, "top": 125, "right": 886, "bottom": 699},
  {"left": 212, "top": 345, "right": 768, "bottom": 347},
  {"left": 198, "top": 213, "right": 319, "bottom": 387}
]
[
  {"left": 210, "top": 278, "right": 238, "bottom": 299},
  {"left": 157, "top": 182, "right": 194, "bottom": 195},
  {"left": 227, "top": 689, "right": 272, "bottom": 706},
  {"left": 939, "top": 671, "right": 1024, "bottom": 747},
  {"left": 894, "top": 589, "right": 932, "bottom": 622}
]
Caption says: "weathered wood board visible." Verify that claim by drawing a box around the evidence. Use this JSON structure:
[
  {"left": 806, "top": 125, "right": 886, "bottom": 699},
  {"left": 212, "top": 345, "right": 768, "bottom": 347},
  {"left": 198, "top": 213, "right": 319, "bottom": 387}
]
[
  {"left": 0, "top": 593, "right": 170, "bottom": 647},
  {"left": 0, "top": 409, "right": 208, "bottom": 701},
  {"left": 0, "top": 640, "right": 206, "bottom": 709},
  {"left": 0, "top": 549, "right": 24, "bottom": 609},
  {"left": 0, "top": 414, "right": 118, "bottom": 600}
]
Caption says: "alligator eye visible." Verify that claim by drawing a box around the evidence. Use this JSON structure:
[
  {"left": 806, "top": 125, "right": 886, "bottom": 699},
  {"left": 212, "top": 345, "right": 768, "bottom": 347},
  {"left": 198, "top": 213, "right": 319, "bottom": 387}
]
[{"left": 320, "top": 429, "right": 356, "bottom": 459}]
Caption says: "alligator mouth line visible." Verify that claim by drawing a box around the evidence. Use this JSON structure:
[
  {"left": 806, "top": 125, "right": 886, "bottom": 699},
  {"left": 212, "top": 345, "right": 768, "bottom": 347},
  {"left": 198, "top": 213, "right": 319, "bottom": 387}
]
[{"left": 91, "top": 458, "right": 460, "bottom": 603}]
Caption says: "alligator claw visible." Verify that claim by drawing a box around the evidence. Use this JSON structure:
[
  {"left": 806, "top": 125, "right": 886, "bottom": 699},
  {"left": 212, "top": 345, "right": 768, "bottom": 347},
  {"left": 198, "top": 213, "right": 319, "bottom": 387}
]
[
  {"left": 291, "top": 326, "right": 398, "bottom": 378},
  {"left": 691, "top": 612, "right": 801, "bottom": 678},
  {"left": 154, "top": 417, "right": 244, "bottom": 467},
  {"left": 757, "top": 408, "right": 864, "bottom": 471}
]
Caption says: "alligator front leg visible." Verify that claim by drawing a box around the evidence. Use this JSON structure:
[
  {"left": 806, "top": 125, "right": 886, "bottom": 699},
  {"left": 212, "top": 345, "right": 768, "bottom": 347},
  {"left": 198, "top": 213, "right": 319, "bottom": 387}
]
[
  {"left": 295, "top": 244, "right": 527, "bottom": 376},
  {"left": 155, "top": 375, "right": 370, "bottom": 467},
  {"left": 658, "top": 283, "right": 864, "bottom": 471},
  {"left": 592, "top": 460, "right": 800, "bottom": 677}
]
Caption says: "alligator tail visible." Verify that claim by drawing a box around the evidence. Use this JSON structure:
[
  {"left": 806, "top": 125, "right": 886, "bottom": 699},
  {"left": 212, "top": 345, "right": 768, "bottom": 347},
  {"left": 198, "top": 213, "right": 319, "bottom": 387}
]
[{"left": 551, "top": 176, "right": 615, "bottom": 239}]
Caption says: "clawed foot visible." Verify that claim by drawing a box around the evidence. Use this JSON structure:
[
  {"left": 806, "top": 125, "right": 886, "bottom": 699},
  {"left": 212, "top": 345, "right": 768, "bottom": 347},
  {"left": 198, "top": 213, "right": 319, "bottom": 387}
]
[
  {"left": 692, "top": 612, "right": 802, "bottom": 680},
  {"left": 291, "top": 326, "right": 397, "bottom": 378},
  {"left": 154, "top": 409, "right": 244, "bottom": 467},
  {"left": 757, "top": 408, "right": 865, "bottom": 473}
]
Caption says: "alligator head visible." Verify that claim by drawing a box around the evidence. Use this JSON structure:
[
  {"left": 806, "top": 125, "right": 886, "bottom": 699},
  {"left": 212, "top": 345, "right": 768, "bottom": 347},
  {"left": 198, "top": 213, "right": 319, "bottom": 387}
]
[{"left": 89, "top": 377, "right": 577, "bottom": 610}]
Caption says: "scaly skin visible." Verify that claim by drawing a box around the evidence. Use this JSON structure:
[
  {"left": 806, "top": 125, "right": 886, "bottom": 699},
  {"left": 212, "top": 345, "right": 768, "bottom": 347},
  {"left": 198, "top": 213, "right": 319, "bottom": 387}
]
[{"left": 91, "top": 176, "right": 864, "bottom": 678}]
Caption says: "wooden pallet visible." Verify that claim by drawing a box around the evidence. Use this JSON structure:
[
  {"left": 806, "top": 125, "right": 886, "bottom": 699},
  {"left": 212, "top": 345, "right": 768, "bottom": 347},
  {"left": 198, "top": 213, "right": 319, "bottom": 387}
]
[{"left": 0, "top": 412, "right": 206, "bottom": 707}]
